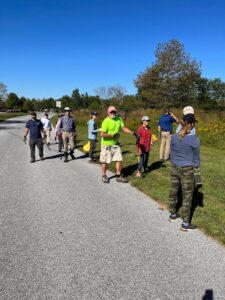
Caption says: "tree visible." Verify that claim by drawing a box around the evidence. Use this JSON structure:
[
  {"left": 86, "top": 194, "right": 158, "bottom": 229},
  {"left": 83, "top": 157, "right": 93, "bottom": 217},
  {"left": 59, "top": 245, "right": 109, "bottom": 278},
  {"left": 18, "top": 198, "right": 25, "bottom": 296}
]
[
  {"left": 0, "top": 82, "right": 7, "bottom": 101},
  {"left": 5, "top": 92, "right": 19, "bottom": 110},
  {"left": 135, "top": 39, "right": 201, "bottom": 107}
]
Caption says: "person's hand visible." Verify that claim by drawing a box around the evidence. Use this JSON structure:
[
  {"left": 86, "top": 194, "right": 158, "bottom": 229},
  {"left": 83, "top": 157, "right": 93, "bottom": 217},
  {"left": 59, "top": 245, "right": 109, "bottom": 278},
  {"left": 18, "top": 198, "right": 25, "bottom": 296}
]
[
  {"left": 22, "top": 136, "right": 26, "bottom": 142},
  {"left": 113, "top": 133, "right": 120, "bottom": 138},
  {"left": 50, "top": 128, "right": 52, "bottom": 131},
  {"left": 133, "top": 132, "right": 140, "bottom": 142}
]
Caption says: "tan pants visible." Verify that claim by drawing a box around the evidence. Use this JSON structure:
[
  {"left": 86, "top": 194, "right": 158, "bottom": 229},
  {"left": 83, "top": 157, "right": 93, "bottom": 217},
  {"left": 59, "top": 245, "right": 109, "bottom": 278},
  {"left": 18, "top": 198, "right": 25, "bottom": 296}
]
[
  {"left": 62, "top": 131, "right": 75, "bottom": 153},
  {"left": 159, "top": 131, "right": 171, "bottom": 160},
  {"left": 43, "top": 128, "right": 51, "bottom": 144}
]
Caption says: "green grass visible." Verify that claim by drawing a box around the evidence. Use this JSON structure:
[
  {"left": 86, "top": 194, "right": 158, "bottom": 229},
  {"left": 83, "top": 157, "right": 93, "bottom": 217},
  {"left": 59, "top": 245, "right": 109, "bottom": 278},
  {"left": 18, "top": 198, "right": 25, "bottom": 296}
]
[
  {"left": 52, "top": 112, "right": 225, "bottom": 245},
  {"left": 0, "top": 112, "right": 27, "bottom": 122}
]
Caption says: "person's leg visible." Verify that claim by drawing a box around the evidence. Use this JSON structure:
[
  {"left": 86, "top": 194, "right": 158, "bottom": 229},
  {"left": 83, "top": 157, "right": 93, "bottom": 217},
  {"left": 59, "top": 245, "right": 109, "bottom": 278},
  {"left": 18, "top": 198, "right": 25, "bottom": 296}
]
[
  {"left": 100, "top": 145, "right": 110, "bottom": 182},
  {"left": 116, "top": 161, "right": 122, "bottom": 175},
  {"left": 89, "top": 139, "right": 95, "bottom": 160},
  {"left": 169, "top": 164, "right": 181, "bottom": 216},
  {"left": 102, "top": 163, "right": 107, "bottom": 176},
  {"left": 37, "top": 138, "right": 44, "bottom": 159},
  {"left": 45, "top": 128, "right": 50, "bottom": 144},
  {"left": 180, "top": 167, "right": 194, "bottom": 224},
  {"left": 143, "top": 152, "right": 149, "bottom": 171},
  {"left": 62, "top": 132, "right": 68, "bottom": 153},
  {"left": 164, "top": 133, "right": 171, "bottom": 160},
  {"left": 29, "top": 139, "right": 36, "bottom": 162},
  {"left": 159, "top": 132, "right": 166, "bottom": 160},
  {"left": 69, "top": 132, "right": 75, "bottom": 153}
]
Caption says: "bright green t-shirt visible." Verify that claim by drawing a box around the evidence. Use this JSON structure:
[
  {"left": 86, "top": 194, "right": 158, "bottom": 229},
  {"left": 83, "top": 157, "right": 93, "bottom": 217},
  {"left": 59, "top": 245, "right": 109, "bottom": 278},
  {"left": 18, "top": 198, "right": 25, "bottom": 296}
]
[{"left": 101, "top": 116, "right": 124, "bottom": 146}]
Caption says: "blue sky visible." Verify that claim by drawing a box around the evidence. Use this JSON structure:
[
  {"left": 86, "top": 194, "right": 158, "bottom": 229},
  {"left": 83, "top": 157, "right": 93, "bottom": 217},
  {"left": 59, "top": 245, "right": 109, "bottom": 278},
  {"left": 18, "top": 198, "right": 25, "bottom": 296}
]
[{"left": 1, "top": 0, "right": 225, "bottom": 99}]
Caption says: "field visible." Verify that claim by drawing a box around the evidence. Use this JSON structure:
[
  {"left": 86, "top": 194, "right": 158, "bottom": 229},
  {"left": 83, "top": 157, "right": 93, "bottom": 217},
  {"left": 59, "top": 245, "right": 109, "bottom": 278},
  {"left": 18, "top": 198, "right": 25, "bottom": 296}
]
[
  {"left": 0, "top": 112, "right": 27, "bottom": 122},
  {"left": 52, "top": 108, "right": 225, "bottom": 245}
]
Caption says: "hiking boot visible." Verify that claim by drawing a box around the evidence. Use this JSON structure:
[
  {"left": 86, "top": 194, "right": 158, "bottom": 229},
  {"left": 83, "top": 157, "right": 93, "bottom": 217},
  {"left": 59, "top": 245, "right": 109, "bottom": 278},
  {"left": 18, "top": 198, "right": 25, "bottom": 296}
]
[
  {"left": 30, "top": 158, "right": 35, "bottom": 163},
  {"left": 102, "top": 175, "right": 109, "bottom": 183},
  {"left": 116, "top": 175, "right": 129, "bottom": 183},
  {"left": 180, "top": 223, "right": 197, "bottom": 231},
  {"left": 168, "top": 213, "right": 181, "bottom": 222},
  {"left": 70, "top": 150, "right": 75, "bottom": 160},
  {"left": 64, "top": 153, "right": 69, "bottom": 163}
]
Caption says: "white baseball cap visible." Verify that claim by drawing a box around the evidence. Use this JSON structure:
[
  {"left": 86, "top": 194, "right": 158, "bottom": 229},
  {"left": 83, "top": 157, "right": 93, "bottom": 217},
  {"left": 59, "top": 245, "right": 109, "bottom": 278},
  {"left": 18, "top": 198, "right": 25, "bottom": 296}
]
[
  {"left": 64, "top": 107, "right": 71, "bottom": 111},
  {"left": 141, "top": 116, "right": 150, "bottom": 121},
  {"left": 183, "top": 106, "right": 194, "bottom": 115}
]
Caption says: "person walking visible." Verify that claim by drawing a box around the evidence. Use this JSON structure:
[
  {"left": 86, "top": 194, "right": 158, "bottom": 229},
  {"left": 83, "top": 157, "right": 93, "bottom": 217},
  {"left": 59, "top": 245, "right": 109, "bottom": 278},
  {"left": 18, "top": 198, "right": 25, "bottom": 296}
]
[
  {"left": 41, "top": 113, "right": 52, "bottom": 145},
  {"left": 158, "top": 108, "right": 178, "bottom": 160},
  {"left": 168, "top": 114, "right": 200, "bottom": 231},
  {"left": 23, "top": 112, "right": 46, "bottom": 163},
  {"left": 135, "top": 116, "right": 151, "bottom": 177},
  {"left": 55, "top": 114, "right": 64, "bottom": 152},
  {"left": 100, "top": 106, "right": 137, "bottom": 183},
  {"left": 87, "top": 111, "right": 100, "bottom": 163},
  {"left": 60, "top": 107, "right": 76, "bottom": 162}
]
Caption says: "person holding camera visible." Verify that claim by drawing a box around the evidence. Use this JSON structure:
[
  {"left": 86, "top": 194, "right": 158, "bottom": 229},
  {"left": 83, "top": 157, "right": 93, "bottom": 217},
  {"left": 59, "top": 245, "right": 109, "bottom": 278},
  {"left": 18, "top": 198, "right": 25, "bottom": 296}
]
[
  {"left": 100, "top": 106, "right": 137, "bottom": 183},
  {"left": 168, "top": 114, "right": 200, "bottom": 231},
  {"left": 158, "top": 108, "right": 178, "bottom": 160}
]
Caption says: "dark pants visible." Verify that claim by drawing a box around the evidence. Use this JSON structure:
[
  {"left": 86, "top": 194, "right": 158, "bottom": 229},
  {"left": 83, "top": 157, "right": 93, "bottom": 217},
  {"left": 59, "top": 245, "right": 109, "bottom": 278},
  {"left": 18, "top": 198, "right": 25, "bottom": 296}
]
[
  {"left": 138, "top": 152, "right": 149, "bottom": 171},
  {"left": 169, "top": 164, "right": 194, "bottom": 223},
  {"left": 89, "top": 139, "right": 96, "bottom": 159},
  {"left": 29, "top": 139, "right": 43, "bottom": 159}
]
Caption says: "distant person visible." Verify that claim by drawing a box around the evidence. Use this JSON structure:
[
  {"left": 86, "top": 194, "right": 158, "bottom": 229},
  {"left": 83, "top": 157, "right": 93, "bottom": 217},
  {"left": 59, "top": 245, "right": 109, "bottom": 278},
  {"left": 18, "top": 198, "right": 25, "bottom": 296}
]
[
  {"left": 135, "top": 116, "right": 151, "bottom": 177},
  {"left": 176, "top": 106, "right": 196, "bottom": 135},
  {"left": 23, "top": 112, "right": 46, "bottom": 163},
  {"left": 158, "top": 108, "right": 178, "bottom": 160},
  {"left": 168, "top": 114, "right": 200, "bottom": 231},
  {"left": 87, "top": 111, "right": 100, "bottom": 163},
  {"left": 100, "top": 106, "right": 138, "bottom": 183},
  {"left": 41, "top": 113, "right": 52, "bottom": 145},
  {"left": 60, "top": 107, "right": 76, "bottom": 162},
  {"left": 55, "top": 114, "right": 64, "bottom": 152}
]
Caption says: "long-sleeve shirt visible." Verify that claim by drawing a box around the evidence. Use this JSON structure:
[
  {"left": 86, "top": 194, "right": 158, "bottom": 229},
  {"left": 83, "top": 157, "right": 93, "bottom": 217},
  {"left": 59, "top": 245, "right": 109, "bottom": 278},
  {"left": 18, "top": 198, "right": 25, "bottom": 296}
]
[
  {"left": 41, "top": 117, "right": 52, "bottom": 129},
  {"left": 87, "top": 119, "right": 98, "bottom": 140},
  {"left": 60, "top": 116, "right": 76, "bottom": 132},
  {"left": 170, "top": 133, "right": 200, "bottom": 168}
]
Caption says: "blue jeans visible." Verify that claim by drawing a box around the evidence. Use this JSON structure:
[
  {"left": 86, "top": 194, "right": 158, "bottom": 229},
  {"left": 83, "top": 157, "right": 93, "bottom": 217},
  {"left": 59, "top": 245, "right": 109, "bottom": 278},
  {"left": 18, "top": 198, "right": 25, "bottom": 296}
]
[{"left": 138, "top": 152, "right": 149, "bottom": 171}]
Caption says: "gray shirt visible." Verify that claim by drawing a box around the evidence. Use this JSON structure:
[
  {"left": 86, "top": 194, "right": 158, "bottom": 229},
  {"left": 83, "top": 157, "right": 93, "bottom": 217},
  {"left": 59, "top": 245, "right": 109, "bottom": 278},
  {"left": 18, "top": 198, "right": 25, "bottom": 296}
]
[
  {"left": 170, "top": 133, "right": 200, "bottom": 168},
  {"left": 60, "top": 116, "right": 76, "bottom": 132}
]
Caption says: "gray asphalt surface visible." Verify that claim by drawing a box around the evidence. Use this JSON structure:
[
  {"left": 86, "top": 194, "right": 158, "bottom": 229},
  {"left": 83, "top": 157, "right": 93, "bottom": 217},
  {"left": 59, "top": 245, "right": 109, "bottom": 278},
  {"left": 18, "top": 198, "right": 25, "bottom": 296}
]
[{"left": 0, "top": 114, "right": 225, "bottom": 300}]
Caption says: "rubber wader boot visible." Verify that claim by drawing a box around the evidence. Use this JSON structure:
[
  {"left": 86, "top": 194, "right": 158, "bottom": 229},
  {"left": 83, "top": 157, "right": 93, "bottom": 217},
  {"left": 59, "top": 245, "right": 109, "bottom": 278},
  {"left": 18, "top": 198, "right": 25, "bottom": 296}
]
[
  {"left": 64, "top": 152, "right": 69, "bottom": 163},
  {"left": 70, "top": 150, "right": 75, "bottom": 160}
]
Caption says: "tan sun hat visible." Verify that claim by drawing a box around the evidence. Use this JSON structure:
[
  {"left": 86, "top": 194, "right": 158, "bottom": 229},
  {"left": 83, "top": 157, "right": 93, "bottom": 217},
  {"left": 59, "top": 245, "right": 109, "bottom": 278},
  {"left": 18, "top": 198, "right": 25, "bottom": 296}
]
[
  {"left": 183, "top": 106, "right": 194, "bottom": 115},
  {"left": 107, "top": 106, "right": 117, "bottom": 113}
]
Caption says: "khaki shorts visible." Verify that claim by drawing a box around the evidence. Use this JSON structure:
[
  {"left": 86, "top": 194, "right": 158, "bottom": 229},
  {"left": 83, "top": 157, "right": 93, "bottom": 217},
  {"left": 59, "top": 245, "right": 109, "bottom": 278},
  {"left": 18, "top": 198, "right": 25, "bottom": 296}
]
[{"left": 100, "top": 144, "right": 123, "bottom": 164}]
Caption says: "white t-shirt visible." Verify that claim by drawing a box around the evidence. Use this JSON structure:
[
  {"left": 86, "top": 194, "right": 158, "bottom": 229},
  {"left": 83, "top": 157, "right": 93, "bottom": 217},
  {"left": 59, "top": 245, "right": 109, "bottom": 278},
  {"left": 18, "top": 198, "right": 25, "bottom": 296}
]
[{"left": 41, "top": 117, "right": 52, "bottom": 129}]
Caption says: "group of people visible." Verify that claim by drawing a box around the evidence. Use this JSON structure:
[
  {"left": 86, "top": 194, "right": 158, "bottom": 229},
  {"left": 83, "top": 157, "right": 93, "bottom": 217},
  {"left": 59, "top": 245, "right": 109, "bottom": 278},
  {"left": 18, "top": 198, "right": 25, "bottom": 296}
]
[{"left": 23, "top": 104, "right": 200, "bottom": 232}]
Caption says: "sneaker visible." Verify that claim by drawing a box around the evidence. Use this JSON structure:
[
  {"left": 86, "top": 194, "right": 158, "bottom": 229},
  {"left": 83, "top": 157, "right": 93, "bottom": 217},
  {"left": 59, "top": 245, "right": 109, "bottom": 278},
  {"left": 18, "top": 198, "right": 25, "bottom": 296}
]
[
  {"left": 135, "top": 171, "right": 142, "bottom": 178},
  {"left": 102, "top": 175, "right": 109, "bottom": 183},
  {"left": 180, "top": 223, "right": 197, "bottom": 231},
  {"left": 116, "top": 175, "right": 129, "bottom": 183},
  {"left": 168, "top": 213, "right": 180, "bottom": 222},
  {"left": 40, "top": 156, "right": 45, "bottom": 161},
  {"left": 30, "top": 158, "right": 35, "bottom": 163}
]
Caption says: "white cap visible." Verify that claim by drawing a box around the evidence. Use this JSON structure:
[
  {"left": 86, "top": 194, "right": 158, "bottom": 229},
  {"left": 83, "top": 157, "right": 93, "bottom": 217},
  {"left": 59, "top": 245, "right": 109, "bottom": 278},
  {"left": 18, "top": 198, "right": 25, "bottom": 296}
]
[
  {"left": 183, "top": 106, "right": 194, "bottom": 115},
  {"left": 64, "top": 107, "right": 71, "bottom": 111},
  {"left": 141, "top": 116, "right": 150, "bottom": 121}
]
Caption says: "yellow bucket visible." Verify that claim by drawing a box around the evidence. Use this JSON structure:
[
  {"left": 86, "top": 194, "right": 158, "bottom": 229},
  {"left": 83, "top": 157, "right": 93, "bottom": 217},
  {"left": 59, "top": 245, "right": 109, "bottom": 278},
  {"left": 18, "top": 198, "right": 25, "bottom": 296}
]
[{"left": 83, "top": 141, "right": 90, "bottom": 152}]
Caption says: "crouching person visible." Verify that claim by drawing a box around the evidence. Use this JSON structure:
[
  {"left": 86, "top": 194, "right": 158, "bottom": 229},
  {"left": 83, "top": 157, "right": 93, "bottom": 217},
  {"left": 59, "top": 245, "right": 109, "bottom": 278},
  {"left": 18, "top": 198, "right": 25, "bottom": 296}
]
[{"left": 100, "top": 106, "right": 137, "bottom": 183}]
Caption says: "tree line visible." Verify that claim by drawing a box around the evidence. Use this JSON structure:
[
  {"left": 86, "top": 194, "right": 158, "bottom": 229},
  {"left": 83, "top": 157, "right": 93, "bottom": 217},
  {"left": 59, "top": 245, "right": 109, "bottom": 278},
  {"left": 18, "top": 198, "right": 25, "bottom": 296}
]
[{"left": 1, "top": 39, "right": 225, "bottom": 112}]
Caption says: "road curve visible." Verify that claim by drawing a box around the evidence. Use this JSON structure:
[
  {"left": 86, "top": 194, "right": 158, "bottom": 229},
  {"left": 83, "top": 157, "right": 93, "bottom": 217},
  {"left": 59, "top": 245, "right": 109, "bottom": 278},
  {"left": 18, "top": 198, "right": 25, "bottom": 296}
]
[{"left": 0, "top": 114, "right": 225, "bottom": 300}]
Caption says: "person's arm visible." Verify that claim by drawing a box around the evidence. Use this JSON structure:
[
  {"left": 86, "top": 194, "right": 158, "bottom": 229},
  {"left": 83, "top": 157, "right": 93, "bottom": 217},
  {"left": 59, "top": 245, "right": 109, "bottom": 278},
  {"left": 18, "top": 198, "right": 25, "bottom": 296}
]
[
  {"left": 23, "top": 127, "right": 29, "bottom": 139},
  {"left": 121, "top": 126, "right": 134, "bottom": 134},
  {"left": 158, "top": 125, "right": 161, "bottom": 137},
  {"left": 193, "top": 138, "right": 200, "bottom": 168},
  {"left": 170, "top": 113, "right": 179, "bottom": 123}
]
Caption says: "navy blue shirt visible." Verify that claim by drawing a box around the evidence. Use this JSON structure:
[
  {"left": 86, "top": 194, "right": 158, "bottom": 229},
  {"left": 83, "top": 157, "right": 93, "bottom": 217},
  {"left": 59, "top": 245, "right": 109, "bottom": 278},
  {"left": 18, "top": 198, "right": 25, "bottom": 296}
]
[
  {"left": 170, "top": 133, "right": 200, "bottom": 168},
  {"left": 158, "top": 114, "right": 176, "bottom": 132},
  {"left": 26, "top": 119, "right": 43, "bottom": 139}
]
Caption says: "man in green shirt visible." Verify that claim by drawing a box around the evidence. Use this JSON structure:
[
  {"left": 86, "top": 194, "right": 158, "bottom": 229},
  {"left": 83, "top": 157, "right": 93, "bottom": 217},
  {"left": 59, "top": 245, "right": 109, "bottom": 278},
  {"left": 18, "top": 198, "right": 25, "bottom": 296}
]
[{"left": 100, "top": 106, "right": 137, "bottom": 183}]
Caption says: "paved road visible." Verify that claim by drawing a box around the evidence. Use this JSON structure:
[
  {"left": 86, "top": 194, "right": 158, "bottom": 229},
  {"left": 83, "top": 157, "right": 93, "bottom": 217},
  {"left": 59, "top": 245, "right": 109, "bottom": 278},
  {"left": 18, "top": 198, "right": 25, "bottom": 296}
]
[{"left": 0, "top": 115, "right": 225, "bottom": 300}]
